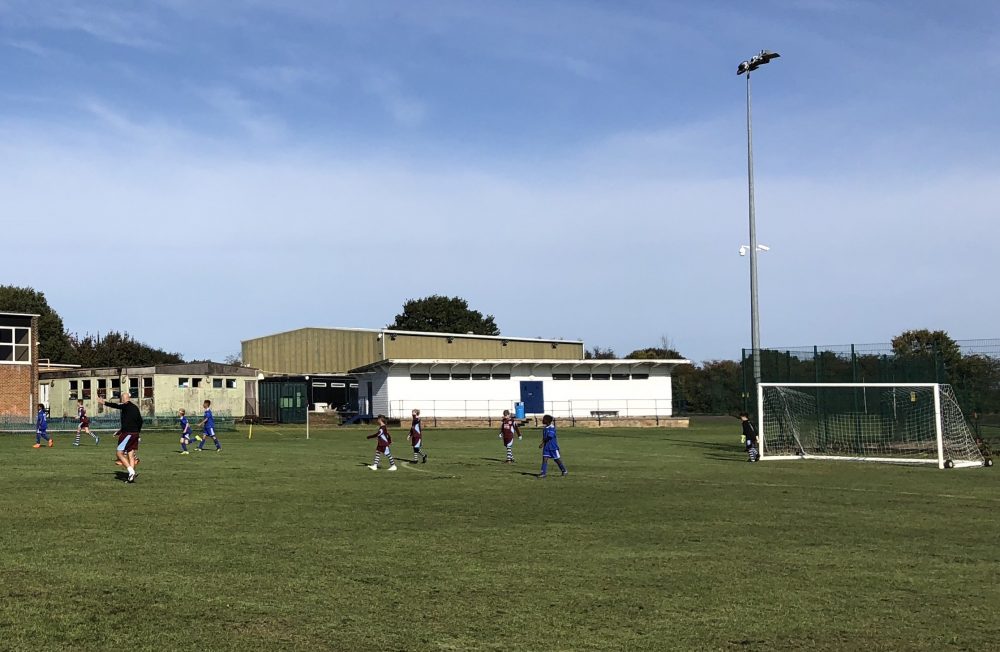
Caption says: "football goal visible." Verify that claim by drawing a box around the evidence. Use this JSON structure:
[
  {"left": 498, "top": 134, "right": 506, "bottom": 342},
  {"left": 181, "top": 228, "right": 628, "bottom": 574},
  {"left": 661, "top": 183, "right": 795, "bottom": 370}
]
[{"left": 758, "top": 383, "right": 985, "bottom": 469}]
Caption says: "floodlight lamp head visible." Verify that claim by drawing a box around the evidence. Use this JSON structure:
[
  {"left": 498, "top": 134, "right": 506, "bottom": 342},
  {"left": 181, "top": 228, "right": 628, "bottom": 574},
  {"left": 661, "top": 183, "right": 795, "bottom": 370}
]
[
  {"left": 757, "top": 244, "right": 770, "bottom": 252},
  {"left": 738, "top": 50, "right": 780, "bottom": 75},
  {"left": 739, "top": 245, "right": 749, "bottom": 256}
]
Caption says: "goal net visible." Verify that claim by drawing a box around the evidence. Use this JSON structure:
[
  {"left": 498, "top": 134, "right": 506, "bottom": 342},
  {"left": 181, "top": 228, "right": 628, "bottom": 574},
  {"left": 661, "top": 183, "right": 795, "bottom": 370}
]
[{"left": 758, "top": 383, "right": 985, "bottom": 469}]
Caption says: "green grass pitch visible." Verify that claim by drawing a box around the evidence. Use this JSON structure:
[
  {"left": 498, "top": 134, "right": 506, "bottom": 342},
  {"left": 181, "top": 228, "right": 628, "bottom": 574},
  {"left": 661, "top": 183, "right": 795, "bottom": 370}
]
[{"left": 1, "top": 419, "right": 997, "bottom": 651}]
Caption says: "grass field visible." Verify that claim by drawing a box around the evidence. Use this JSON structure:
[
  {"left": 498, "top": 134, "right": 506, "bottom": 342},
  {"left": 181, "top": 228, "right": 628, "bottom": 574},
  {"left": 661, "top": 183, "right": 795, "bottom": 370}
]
[{"left": 1, "top": 419, "right": 997, "bottom": 651}]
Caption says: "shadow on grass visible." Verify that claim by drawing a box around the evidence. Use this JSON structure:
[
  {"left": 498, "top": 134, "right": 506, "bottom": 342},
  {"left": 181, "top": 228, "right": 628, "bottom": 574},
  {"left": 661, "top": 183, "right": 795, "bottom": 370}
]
[
  {"left": 703, "top": 453, "right": 752, "bottom": 464},
  {"left": 518, "top": 471, "right": 543, "bottom": 478},
  {"left": 670, "top": 438, "right": 742, "bottom": 453},
  {"left": 480, "top": 457, "right": 506, "bottom": 463}
]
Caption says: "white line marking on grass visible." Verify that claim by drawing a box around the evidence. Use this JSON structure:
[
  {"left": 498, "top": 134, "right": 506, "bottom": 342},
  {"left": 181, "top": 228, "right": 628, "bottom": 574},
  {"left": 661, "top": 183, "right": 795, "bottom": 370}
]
[
  {"left": 397, "top": 463, "right": 458, "bottom": 478},
  {"left": 689, "top": 479, "right": 1000, "bottom": 503}
]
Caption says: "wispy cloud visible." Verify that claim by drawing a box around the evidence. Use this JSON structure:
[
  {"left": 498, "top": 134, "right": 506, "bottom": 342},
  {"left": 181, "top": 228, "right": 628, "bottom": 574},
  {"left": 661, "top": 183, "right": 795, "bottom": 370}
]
[
  {"left": 199, "top": 87, "right": 288, "bottom": 141},
  {"left": 362, "top": 69, "right": 427, "bottom": 128},
  {"left": 3, "top": 38, "right": 58, "bottom": 57},
  {"left": 2, "top": 1, "right": 166, "bottom": 50},
  {"left": 240, "top": 65, "right": 336, "bottom": 95}
]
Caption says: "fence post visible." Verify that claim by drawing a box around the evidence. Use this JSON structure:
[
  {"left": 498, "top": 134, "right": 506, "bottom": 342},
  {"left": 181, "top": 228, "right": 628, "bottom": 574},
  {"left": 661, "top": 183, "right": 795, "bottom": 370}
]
[{"left": 814, "top": 346, "right": 820, "bottom": 383}]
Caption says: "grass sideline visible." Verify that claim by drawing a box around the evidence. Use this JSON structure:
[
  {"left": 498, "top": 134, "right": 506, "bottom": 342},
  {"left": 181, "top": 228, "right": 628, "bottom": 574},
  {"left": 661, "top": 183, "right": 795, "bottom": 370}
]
[{"left": 0, "top": 419, "right": 997, "bottom": 651}]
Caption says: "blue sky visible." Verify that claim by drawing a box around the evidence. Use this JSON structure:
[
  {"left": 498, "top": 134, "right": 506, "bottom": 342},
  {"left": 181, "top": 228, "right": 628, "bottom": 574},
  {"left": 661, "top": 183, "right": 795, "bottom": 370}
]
[{"left": 2, "top": 1, "right": 999, "bottom": 363}]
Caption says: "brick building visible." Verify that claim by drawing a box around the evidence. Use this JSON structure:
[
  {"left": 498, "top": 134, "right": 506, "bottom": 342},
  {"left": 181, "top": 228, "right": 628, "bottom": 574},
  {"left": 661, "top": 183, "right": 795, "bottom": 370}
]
[{"left": 0, "top": 312, "right": 40, "bottom": 417}]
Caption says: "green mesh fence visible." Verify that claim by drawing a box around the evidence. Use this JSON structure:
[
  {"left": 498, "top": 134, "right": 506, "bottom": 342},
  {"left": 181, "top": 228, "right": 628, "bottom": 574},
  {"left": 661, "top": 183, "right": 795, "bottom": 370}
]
[
  {"left": 741, "top": 339, "right": 1000, "bottom": 423},
  {"left": 0, "top": 412, "right": 237, "bottom": 434}
]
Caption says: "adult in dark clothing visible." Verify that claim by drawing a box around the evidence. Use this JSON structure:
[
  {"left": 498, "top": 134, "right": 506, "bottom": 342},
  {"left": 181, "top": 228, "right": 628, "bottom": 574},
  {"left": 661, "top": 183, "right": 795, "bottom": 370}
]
[{"left": 99, "top": 393, "right": 144, "bottom": 483}]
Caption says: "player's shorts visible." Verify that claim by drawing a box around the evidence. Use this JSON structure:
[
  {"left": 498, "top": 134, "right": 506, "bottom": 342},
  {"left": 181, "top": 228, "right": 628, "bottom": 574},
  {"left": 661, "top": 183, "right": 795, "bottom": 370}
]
[
  {"left": 117, "top": 431, "right": 140, "bottom": 453},
  {"left": 745, "top": 439, "right": 757, "bottom": 451},
  {"left": 502, "top": 436, "right": 515, "bottom": 447},
  {"left": 411, "top": 439, "right": 422, "bottom": 449},
  {"left": 80, "top": 418, "right": 90, "bottom": 428},
  {"left": 542, "top": 445, "right": 560, "bottom": 459},
  {"left": 377, "top": 445, "right": 391, "bottom": 455},
  {"left": 204, "top": 428, "right": 215, "bottom": 437}
]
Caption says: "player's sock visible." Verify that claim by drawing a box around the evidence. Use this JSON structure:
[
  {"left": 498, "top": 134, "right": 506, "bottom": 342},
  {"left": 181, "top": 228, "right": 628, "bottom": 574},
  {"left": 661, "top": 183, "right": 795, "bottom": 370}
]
[
  {"left": 412, "top": 448, "right": 420, "bottom": 463},
  {"left": 556, "top": 460, "right": 567, "bottom": 473},
  {"left": 215, "top": 439, "right": 221, "bottom": 450},
  {"left": 386, "top": 452, "right": 396, "bottom": 466},
  {"left": 74, "top": 433, "right": 81, "bottom": 445},
  {"left": 540, "top": 460, "right": 548, "bottom": 476},
  {"left": 506, "top": 447, "right": 513, "bottom": 462},
  {"left": 181, "top": 441, "right": 188, "bottom": 452},
  {"left": 373, "top": 452, "right": 381, "bottom": 467}
]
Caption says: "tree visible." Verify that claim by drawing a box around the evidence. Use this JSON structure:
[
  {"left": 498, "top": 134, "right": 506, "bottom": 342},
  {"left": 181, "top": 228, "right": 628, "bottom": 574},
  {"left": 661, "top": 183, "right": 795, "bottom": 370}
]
[
  {"left": 224, "top": 352, "right": 243, "bottom": 366},
  {"left": 0, "top": 285, "right": 75, "bottom": 363},
  {"left": 892, "top": 329, "right": 961, "bottom": 363},
  {"left": 625, "top": 336, "right": 684, "bottom": 360},
  {"left": 69, "top": 331, "right": 184, "bottom": 367},
  {"left": 389, "top": 295, "right": 500, "bottom": 335},
  {"left": 891, "top": 329, "right": 961, "bottom": 380},
  {"left": 626, "top": 347, "right": 684, "bottom": 360},
  {"left": 584, "top": 346, "right": 616, "bottom": 359}
]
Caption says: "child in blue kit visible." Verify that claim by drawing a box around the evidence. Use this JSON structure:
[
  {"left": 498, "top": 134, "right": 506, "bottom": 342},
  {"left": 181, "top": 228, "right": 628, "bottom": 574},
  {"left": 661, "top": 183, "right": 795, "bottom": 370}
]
[
  {"left": 538, "top": 414, "right": 567, "bottom": 478},
  {"left": 196, "top": 400, "right": 221, "bottom": 452},
  {"left": 33, "top": 404, "right": 53, "bottom": 448},
  {"left": 179, "top": 409, "right": 193, "bottom": 454}
]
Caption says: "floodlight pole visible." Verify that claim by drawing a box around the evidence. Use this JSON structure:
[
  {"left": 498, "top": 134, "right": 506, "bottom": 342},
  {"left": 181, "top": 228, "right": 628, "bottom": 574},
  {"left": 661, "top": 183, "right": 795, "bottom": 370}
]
[
  {"left": 746, "top": 69, "right": 762, "bottom": 386},
  {"left": 738, "top": 50, "right": 779, "bottom": 386}
]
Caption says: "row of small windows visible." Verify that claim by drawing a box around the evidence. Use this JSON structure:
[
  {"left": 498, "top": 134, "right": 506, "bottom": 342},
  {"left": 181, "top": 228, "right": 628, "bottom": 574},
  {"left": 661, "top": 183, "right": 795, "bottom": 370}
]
[
  {"left": 553, "top": 373, "right": 648, "bottom": 380},
  {"left": 410, "top": 373, "right": 511, "bottom": 381},
  {"left": 69, "top": 377, "right": 239, "bottom": 399},
  {"left": 178, "top": 378, "right": 238, "bottom": 389},
  {"left": 69, "top": 378, "right": 128, "bottom": 400},
  {"left": 409, "top": 373, "right": 649, "bottom": 381}
]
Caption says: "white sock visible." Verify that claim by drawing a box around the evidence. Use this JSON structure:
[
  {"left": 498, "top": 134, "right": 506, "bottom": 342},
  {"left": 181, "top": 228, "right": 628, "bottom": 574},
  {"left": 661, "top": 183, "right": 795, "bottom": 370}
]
[{"left": 127, "top": 466, "right": 134, "bottom": 474}]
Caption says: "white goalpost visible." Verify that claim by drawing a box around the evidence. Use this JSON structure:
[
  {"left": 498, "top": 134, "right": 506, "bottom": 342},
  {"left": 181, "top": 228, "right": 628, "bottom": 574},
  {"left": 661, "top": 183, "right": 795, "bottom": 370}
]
[{"left": 758, "top": 382, "right": 986, "bottom": 469}]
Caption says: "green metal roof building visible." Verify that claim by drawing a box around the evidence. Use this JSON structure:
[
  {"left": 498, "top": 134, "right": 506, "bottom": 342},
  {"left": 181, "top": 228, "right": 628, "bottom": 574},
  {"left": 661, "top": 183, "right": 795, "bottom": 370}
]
[{"left": 242, "top": 327, "right": 584, "bottom": 375}]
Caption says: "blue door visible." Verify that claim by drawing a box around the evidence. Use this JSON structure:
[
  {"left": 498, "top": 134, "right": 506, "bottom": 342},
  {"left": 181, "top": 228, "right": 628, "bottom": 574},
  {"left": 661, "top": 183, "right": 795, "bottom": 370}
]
[{"left": 519, "top": 381, "right": 544, "bottom": 414}]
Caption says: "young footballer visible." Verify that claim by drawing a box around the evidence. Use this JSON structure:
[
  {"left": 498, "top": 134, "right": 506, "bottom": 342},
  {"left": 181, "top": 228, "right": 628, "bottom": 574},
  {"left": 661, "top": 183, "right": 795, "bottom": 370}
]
[
  {"left": 499, "top": 409, "right": 522, "bottom": 463},
  {"left": 366, "top": 415, "right": 397, "bottom": 471},
  {"left": 538, "top": 414, "right": 567, "bottom": 478},
  {"left": 73, "top": 399, "right": 99, "bottom": 446},
  {"left": 33, "top": 403, "right": 53, "bottom": 448},
  {"left": 179, "top": 409, "right": 193, "bottom": 454},
  {"left": 196, "top": 400, "right": 221, "bottom": 452},
  {"left": 740, "top": 412, "right": 759, "bottom": 462},
  {"left": 408, "top": 408, "right": 427, "bottom": 463}
]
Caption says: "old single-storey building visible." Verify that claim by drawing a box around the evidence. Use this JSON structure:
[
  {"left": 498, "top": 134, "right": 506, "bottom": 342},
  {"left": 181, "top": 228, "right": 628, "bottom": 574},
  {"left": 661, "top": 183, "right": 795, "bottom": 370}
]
[
  {"left": 349, "top": 358, "right": 690, "bottom": 425},
  {"left": 41, "top": 362, "right": 260, "bottom": 419}
]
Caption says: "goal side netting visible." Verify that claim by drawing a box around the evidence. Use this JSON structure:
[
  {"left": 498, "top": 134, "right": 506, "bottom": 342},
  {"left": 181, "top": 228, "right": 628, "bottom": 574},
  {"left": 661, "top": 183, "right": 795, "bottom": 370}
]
[{"left": 758, "top": 383, "right": 985, "bottom": 469}]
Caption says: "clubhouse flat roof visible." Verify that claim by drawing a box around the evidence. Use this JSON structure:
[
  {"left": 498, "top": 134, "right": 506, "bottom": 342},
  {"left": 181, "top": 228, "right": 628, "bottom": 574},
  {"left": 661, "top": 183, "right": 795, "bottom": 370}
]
[{"left": 350, "top": 358, "right": 691, "bottom": 373}]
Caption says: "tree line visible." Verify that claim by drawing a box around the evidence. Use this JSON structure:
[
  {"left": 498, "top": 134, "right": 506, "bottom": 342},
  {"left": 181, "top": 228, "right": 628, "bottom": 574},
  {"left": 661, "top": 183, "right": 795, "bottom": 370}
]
[{"left": 0, "top": 285, "right": 183, "bottom": 367}]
